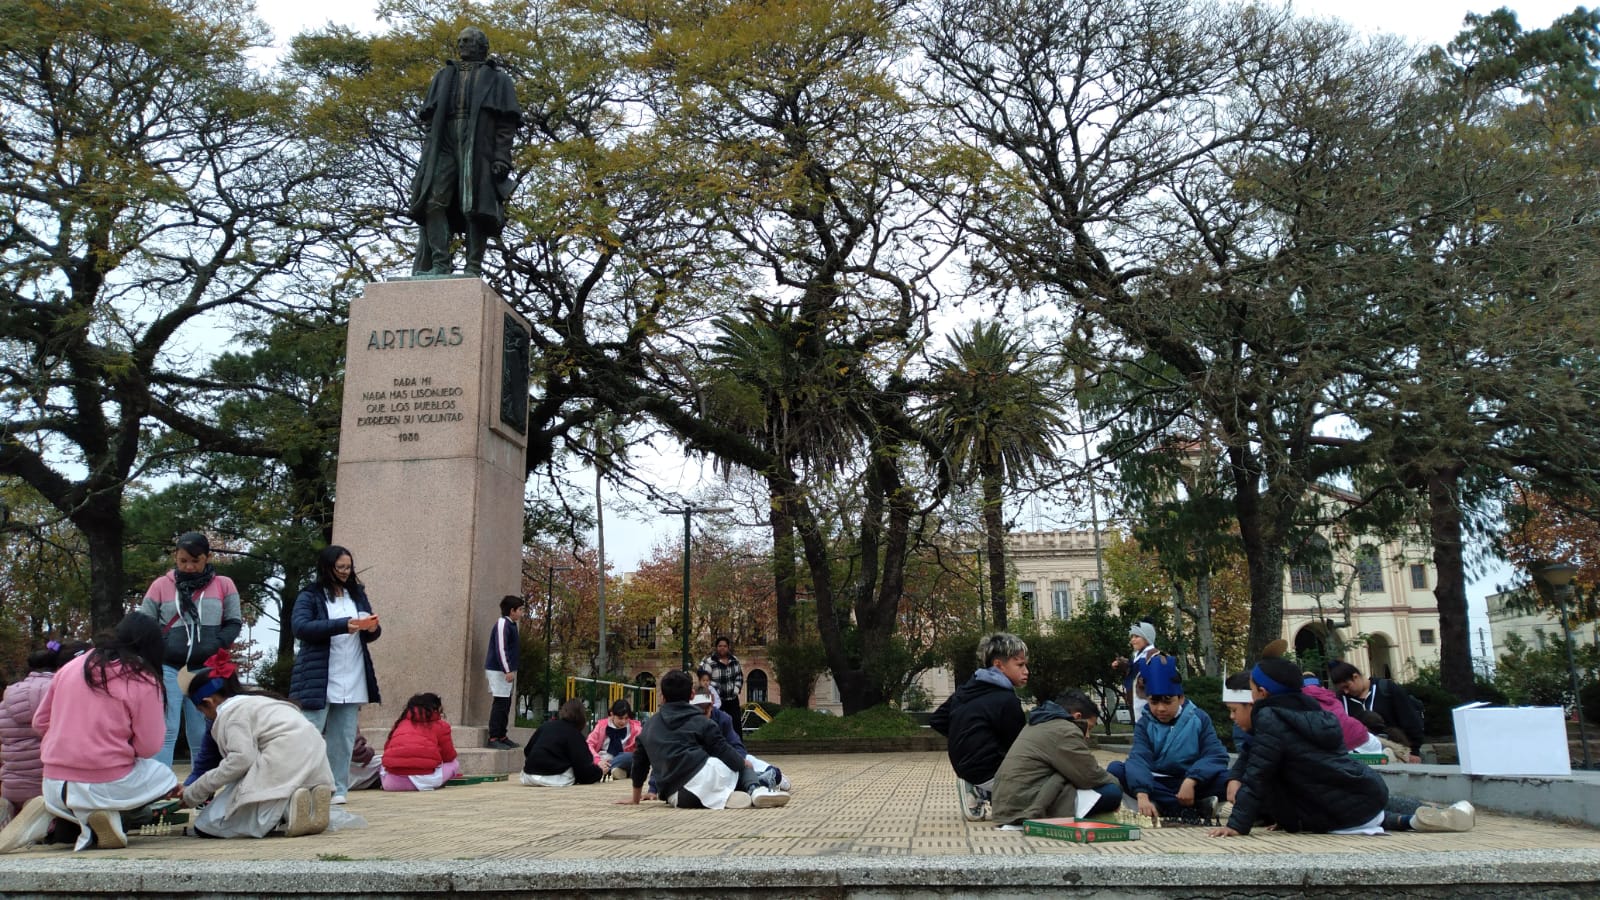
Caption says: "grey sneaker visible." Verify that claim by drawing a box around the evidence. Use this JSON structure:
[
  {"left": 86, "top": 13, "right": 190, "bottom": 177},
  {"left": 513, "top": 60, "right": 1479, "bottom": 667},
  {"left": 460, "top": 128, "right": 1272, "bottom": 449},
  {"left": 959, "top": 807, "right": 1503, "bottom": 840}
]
[
  {"left": 724, "top": 790, "right": 753, "bottom": 810},
  {"left": 750, "top": 787, "right": 790, "bottom": 808},
  {"left": 0, "top": 797, "right": 52, "bottom": 853},
  {"left": 1412, "top": 800, "right": 1475, "bottom": 833},
  {"left": 957, "top": 778, "right": 988, "bottom": 822},
  {"left": 1214, "top": 800, "right": 1234, "bottom": 824},
  {"left": 285, "top": 785, "right": 332, "bottom": 837},
  {"left": 86, "top": 810, "right": 126, "bottom": 850}
]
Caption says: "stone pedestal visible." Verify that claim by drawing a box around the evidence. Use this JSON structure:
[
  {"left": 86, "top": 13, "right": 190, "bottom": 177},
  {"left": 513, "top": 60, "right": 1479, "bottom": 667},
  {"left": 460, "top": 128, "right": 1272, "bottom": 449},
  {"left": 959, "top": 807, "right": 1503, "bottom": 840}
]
[{"left": 331, "top": 278, "right": 530, "bottom": 731}]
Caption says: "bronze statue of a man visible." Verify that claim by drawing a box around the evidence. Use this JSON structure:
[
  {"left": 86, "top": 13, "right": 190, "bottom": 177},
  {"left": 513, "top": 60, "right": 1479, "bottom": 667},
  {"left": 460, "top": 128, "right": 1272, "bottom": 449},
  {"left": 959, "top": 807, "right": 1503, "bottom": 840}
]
[{"left": 408, "top": 27, "right": 522, "bottom": 277}]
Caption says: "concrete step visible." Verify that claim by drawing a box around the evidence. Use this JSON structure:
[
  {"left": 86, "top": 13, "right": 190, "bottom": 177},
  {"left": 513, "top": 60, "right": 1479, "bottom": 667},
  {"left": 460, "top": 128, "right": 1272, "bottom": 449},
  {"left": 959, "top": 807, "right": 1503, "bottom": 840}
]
[
  {"left": 358, "top": 723, "right": 540, "bottom": 776},
  {"left": 1379, "top": 763, "right": 1600, "bottom": 827}
]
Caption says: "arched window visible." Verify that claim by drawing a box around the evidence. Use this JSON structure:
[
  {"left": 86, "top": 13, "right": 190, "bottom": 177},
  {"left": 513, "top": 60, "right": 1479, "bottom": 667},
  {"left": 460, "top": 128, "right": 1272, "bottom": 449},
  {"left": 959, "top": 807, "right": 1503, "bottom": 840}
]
[{"left": 747, "top": 669, "right": 769, "bottom": 703}]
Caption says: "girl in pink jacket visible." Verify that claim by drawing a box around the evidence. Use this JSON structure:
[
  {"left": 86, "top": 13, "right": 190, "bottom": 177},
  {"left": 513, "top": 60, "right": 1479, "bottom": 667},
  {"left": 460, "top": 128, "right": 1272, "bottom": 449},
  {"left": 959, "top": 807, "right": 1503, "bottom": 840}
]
[
  {"left": 0, "top": 615, "right": 178, "bottom": 853},
  {"left": 0, "top": 643, "right": 64, "bottom": 821}
]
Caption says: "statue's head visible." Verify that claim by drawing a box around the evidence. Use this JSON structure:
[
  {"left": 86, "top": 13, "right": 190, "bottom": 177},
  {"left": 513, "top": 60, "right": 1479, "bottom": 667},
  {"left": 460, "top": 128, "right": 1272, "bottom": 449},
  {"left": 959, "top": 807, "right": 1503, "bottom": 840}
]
[{"left": 457, "top": 27, "right": 489, "bottom": 62}]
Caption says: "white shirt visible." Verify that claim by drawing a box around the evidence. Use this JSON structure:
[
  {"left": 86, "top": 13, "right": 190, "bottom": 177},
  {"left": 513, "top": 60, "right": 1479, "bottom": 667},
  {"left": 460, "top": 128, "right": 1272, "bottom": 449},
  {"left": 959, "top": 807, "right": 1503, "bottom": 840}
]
[{"left": 324, "top": 590, "right": 369, "bottom": 704}]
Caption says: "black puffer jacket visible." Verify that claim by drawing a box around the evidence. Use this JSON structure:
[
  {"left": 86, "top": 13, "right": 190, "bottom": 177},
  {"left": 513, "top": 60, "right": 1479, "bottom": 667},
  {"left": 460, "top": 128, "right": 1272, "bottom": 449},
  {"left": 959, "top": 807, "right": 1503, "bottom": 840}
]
[
  {"left": 929, "top": 671, "right": 1025, "bottom": 785},
  {"left": 1228, "top": 691, "right": 1388, "bottom": 834}
]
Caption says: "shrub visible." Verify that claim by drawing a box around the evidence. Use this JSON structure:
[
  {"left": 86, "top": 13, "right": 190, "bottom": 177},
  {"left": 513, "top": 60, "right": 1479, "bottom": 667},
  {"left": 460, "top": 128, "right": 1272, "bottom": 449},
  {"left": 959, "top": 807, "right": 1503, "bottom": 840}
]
[
  {"left": 1181, "top": 675, "right": 1237, "bottom": 749},
  {"left": 747, "top": 705, "right": 922, "bottom": 741},
  {"left": 255, "top": 653, "right": 294, "bottom": 696},
  {"left": 1401, "top": 681, "right": 1459, "bottom": 740},
  {"left": 766, "top": 637, "right": 828, "bottom": 708},
  {"left": 1582, "top": 681, "right": 1600, "bottom": 725}
]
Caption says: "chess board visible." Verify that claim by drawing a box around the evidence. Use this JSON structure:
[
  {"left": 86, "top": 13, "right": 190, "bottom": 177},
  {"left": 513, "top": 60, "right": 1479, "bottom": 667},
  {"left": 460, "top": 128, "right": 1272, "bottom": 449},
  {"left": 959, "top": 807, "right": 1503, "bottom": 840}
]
[
  {"left": 1089, "top": 808, "right": 1221, "bottom": 829},
  {"left": 445, "top": 774, "right": 510, "bottom": 786},
  {"left": 1023, "top": 817, "right": 1141, "bottom": 843}
]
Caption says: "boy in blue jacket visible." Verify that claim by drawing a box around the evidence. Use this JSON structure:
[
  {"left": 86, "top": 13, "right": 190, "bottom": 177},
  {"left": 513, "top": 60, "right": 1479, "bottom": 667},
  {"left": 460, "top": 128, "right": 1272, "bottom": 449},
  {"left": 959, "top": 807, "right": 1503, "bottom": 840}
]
[{"left": 1107, "top": 655, "right": 1229, "bottom": 820}]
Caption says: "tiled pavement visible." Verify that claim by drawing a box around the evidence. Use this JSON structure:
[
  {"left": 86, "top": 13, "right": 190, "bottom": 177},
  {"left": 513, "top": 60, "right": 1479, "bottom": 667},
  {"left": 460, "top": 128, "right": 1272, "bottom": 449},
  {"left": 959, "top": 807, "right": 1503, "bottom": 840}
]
[{"left": 5, "top": 751, "right": 1596, "bottom": 863}]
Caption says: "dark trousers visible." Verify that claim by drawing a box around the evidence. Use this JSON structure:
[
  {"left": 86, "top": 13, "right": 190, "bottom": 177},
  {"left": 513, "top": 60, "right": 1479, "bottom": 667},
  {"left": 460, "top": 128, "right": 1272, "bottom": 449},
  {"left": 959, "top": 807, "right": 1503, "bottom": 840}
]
[
  {"left": 1107, "top": 762, "right": 1228, "bottom": 816},
  {"left": 488, "top": 694, "right": 512, "bottom": 740},
  {"left": 721, "top": 694, "right": 742, "bottom": 733}
]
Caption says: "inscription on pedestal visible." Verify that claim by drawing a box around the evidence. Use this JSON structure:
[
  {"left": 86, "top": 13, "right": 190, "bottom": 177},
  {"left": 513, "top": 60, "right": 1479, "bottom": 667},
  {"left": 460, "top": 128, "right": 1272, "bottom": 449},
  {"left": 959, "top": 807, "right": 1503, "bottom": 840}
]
[{"left": 356, "top": 376, "right": 467, "bottom": 441}]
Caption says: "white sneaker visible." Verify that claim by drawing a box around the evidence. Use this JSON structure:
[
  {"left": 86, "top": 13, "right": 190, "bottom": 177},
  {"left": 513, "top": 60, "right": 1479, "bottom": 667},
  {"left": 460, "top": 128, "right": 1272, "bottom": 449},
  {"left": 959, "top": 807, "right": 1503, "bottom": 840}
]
[
  {"left": 750, "top": 787, "right": 790, "bottom": 808},
  {"left": 0, "top": 797, "right": 51, "bottom": 853},
  {"left": 724, "top": 790, "right": 753, "bottom": 809},
  {"left": 285, "top": 785, "right": 332, "bottom": 837},
  {"left": 330, "top": 794, "right": 348, "bottom": 805},
  {"left": 1412, "top": 800, "right": 1475, "bottom": 833},
  {"left": 777, "top": 776, "right": 792, "bottom": 792},
  {"left": 86, "top": 810, "right": 127, "bottom": 850}
]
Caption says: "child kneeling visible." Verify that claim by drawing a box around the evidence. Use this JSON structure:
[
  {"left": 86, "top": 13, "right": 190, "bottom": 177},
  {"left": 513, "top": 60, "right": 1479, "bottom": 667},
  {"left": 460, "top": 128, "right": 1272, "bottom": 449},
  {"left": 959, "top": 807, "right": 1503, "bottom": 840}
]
[
  {"left": 1107, "top": 655, "right": 1229, "bottom": 819},
  {"left": 181, "top": 651, "right": 333, "bottom": 838},
  {"left": 1212, "top": 658, "right": 1473, "bottom": 837},
  {"left": 990, "top": 690, "right": 1121, "bottom": 826}
]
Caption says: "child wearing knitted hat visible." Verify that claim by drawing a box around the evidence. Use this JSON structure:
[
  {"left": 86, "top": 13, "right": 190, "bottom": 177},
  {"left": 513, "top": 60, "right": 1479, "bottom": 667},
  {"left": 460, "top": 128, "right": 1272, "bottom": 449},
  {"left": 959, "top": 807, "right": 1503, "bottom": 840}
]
[
  {"left": 1211, "top": 657, "right": 1472, "bottom": 837},
  {"left": 1107, "top": 654, "right": 1230, "bottom": 820}
]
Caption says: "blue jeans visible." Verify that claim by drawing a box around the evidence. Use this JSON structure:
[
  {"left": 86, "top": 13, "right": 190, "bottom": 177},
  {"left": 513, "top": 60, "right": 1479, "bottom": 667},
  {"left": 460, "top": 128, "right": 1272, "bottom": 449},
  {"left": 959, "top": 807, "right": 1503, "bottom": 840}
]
[
  {"left": 1107, "top": 761, "right": 1228, "bottom": 816},
  {"left": 302, "top": 703, "right": 362, "bottom": 796},
  {"left": 609, "top": 751, "right": 635, "bottom": 775},
  {"left": 160, "top": 665, "right": 210, "bottom": 767}
]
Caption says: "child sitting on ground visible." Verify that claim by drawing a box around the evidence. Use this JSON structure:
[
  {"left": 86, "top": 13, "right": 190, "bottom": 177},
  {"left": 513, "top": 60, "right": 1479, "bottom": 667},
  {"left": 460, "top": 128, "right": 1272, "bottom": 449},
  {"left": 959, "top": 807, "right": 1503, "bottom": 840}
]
[
  {"left": 1329, "top": 660, "right": 1425, "bottom": 762},
  {"left": 587, "top": 700, "right": 642, "bottom": 779},
  {"left": 1300, "top": 673, "right": 1385, "bottom": 755},
  {"left": 1107, "top": 655, "right": 1229, "bottom": 820},
  {"left": 380, "top": 693, "right": 461, "bottom": 791},
  {"left": 990, "top": 689, "right": 1121, "bottom": 827},
  {"left": 929, "top": 633, "right": 1029, "bottom": 821},
  {"left": 522, "top": 699, "right": 604, "bottom": 787},
  {"left": 179, "top": 650, "right": 334, "bottom": 838},
  {"left": 621, "top": 670, "right": 787, "bottom": 809},
  {"left": 1212, "top": 657, "right": 1473, "bottom": 837}
]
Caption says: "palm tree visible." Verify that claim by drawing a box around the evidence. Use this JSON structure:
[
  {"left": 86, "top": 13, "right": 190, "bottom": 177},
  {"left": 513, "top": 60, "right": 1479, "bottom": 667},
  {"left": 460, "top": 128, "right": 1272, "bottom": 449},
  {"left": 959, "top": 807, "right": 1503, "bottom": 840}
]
[{"left": 928, "top": 321, "right": 1069, "bottom": 629}]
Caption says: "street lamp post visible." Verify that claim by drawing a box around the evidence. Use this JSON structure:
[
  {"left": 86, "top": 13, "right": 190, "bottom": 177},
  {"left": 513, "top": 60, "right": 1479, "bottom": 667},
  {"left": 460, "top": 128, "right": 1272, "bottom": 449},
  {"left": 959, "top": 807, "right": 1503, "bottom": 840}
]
[
  {"left": 1532, "top": 561, "right": 1592, "bottom": 770},
  {"left": 663, "top": 504, "right": 732, "bottom": 671},
  {"left": 544, "top": 564, "right": 572, "bottom": 720}
]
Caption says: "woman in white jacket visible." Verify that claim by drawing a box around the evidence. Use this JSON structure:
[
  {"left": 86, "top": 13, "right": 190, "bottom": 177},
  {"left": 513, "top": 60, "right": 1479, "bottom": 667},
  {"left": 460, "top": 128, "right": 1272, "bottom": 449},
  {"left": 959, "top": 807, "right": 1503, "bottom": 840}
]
[{"left": 180, "top": 651, "right": 333, "bottom": 839}]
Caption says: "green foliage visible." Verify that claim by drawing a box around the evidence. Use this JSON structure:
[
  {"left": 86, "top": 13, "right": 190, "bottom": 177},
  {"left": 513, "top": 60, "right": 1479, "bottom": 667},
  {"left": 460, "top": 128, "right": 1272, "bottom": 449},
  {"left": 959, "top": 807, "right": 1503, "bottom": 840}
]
[
  {"left": 762, "top": 637, "right": 829, "bottom": 709},
  {"left": 1181, "top": 676, "right": 1236, "bottom": 750},
  {"left": 1582, "top": 682, "right": 1600, "bottom": 725},
  {"left": 747, "top": 705, "right": 922, "bottom": 741},
  {"left": 932, "top": 628, "right": 987, "bottom": 689},
  {"left": 1402, "top": 681, "right": 1460, "bottom": 740},
  {"left": 1495, "top": 632, "right": 1600, "bottom": 710},
  {"left": 256, "top": 654, "right": 294, "bottom": 697},
  {"left": 900, "top": 683, "right": 932, "bottom": 712}
]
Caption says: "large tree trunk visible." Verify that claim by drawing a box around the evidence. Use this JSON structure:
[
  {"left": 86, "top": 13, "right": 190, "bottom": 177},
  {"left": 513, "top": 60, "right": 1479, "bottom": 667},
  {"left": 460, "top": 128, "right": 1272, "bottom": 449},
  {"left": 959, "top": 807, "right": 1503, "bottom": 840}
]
[
  {"left": 1229, "top": 446, "right": 1286, "bottom": 660},
  {"left": 768, "top": 479, "right": 813, "bottom": 708},
  {"left": 1428, "top": 465, "right": 1476, "bottom": 700},
  {"left": 77, "top": 493, "right": 128, "bottom": 632},
  {"left": 981, "top": 469, "right": 1008, "bottom": 629}
]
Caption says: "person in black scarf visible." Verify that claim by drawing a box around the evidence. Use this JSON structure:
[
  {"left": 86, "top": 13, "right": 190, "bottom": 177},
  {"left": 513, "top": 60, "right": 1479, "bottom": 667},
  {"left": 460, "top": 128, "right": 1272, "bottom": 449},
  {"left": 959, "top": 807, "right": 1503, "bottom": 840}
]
[{"left": 135, "top": 532, "right": 244, "bottom": 767}]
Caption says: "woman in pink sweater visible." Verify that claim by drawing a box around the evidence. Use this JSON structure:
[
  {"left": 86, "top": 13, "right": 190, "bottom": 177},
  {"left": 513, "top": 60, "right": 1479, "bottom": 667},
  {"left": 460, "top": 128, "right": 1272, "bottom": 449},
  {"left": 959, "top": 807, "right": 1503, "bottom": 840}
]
[{"left": 0, "top": 615, "right": 178, "bottom": 853}]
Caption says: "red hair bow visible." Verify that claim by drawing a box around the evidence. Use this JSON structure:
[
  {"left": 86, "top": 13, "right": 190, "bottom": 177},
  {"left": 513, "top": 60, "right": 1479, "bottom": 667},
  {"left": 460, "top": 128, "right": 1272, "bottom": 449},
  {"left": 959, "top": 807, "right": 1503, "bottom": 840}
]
[{"left": 203, "top": 648, "right": 237, "bottom": 679}]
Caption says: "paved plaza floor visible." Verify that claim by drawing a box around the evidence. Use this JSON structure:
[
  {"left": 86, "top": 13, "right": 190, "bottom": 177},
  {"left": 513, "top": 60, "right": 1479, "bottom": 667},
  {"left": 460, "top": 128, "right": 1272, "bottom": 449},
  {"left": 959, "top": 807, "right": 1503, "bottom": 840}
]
[{"left": 4, "top": 751, "right": 1598, "bottom": 896}]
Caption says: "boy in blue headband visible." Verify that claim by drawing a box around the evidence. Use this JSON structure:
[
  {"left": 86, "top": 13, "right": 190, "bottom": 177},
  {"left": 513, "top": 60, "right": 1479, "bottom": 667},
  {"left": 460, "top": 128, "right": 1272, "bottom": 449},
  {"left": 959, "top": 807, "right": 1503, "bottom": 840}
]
[
  {"left": 1211, "top": 657, "right": 1473, "bottom": 837},
  {"left": 1107, "top": 654, "right": 1229, "bottom": 820}
]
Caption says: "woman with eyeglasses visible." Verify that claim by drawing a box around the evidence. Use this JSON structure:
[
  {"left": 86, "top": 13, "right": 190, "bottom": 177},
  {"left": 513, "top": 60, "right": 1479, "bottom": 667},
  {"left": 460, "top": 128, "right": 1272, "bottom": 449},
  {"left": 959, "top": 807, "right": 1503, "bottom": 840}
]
[{"left": 289, "top": 545, "right": 382, "bottom": 804}]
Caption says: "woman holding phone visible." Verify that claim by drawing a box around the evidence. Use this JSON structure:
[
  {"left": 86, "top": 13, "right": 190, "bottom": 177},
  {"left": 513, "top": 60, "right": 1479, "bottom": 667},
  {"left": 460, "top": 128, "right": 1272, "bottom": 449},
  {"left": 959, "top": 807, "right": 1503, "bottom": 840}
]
[{"left": 289, "top": 545, "right": 382, "bottom": 804}]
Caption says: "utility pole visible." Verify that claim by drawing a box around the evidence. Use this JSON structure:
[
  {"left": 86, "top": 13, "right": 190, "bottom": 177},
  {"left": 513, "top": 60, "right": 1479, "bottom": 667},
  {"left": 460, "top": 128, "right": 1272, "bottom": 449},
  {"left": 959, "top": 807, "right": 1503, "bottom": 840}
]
[{"left": 662, "top": 503, "right": 732, "bottom": 672}]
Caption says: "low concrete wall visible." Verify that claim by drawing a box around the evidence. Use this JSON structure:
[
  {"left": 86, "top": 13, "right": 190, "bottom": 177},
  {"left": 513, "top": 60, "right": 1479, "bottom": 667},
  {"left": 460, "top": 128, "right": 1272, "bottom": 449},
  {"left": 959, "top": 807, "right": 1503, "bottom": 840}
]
[
  {"left": 746, "top": 734, "right": 947, "bottom": 755},
  {"left": 1381, "top": 764, "right": 1600, "bottom": 828},
  {"left": 5, "top": 851, "right": 1599, "bottom": 898}
]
